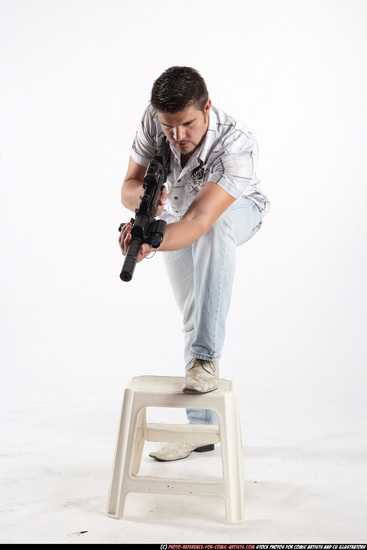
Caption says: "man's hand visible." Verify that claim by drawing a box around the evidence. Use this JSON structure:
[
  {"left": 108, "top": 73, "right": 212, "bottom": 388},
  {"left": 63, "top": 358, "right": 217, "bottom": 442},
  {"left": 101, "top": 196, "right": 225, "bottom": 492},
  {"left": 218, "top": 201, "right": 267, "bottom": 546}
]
[
  {"left": 118, "top": 221, "right": 153, "bottom": 262},
  {"left": 121, "top": 156, "right": 168, "bottom": 215},
  {"left": 156, "top": 185, "right": 167, "bottom": 216},
  {"left": 118, "top": 185, "right": 167, "bottom": 261}
]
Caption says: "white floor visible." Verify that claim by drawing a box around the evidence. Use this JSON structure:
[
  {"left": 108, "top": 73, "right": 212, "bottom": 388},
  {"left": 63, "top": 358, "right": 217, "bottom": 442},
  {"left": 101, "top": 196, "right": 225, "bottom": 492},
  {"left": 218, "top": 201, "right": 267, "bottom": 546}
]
[{"left": 1, "top": 381, "right": 366, "bottom": 545}]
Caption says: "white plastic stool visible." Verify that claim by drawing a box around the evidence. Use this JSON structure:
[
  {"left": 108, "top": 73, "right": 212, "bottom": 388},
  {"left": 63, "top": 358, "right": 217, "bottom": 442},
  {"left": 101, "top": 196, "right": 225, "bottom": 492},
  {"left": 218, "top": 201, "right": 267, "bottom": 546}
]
[{"left": 106, "top": 375, "right": 244, "bottom": 524}]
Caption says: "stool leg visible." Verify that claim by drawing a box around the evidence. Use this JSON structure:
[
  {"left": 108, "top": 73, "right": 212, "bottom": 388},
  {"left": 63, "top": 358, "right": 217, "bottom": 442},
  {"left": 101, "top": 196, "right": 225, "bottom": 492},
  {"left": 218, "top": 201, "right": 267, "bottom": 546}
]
[
  {"left": 131, "top": 408, "right": 146, "bottom": 476},
  {"left": 107, "top": 388, "right": 136, "bottom": 519},
  {"left": 219, "top": 394, "right": 245, "bottom": 524}
]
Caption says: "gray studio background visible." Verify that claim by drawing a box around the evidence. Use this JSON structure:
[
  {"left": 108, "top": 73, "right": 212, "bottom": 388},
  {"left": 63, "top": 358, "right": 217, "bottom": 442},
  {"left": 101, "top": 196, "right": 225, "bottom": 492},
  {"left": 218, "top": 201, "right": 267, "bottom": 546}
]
[{"left": 1, "top": 0, "right": 366, "bottom": 544}]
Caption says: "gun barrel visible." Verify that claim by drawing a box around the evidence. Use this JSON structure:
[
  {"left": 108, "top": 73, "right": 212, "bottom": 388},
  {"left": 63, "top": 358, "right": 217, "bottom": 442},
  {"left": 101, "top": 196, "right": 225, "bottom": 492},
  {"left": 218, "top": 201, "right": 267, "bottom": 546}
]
[{"left": 120, "top": 238, "right": 141, "bottom": 282}]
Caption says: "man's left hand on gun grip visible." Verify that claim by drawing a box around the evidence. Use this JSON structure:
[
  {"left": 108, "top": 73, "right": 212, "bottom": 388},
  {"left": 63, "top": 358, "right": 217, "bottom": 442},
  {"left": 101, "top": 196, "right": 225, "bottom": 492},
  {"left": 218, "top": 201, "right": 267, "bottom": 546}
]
[{"left": 156, "top": 186, "right": 167, "bottom": 217}]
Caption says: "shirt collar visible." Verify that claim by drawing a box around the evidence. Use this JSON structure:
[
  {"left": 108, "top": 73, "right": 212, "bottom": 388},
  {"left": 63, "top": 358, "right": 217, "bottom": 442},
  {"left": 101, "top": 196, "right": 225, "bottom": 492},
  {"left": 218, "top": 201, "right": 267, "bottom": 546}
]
[{"left": 195, "top": 106, "right": 217, "bottom": 166}]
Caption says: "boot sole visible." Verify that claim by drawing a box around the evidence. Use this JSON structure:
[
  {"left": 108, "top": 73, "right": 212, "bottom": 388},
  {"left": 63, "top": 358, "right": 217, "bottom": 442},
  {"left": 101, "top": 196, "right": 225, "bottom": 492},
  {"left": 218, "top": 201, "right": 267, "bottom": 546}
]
[
  {"left": 194, "top": 444, "right": 215, "bottom": 453},
  {"left": 183, "top": 386, "right": 218, "bottom": 394}
]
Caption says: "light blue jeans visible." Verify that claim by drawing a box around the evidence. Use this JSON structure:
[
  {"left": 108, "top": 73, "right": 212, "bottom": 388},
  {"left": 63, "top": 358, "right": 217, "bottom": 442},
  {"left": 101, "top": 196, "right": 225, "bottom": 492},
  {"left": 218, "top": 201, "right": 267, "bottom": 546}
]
[{"left": 163, "top": 196, "right": 262, "bottom": 425}]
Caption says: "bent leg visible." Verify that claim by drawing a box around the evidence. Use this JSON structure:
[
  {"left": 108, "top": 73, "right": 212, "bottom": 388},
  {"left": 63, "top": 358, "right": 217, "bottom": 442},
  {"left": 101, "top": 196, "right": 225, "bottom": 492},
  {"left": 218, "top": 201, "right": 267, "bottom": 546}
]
[{"left": 163, "top": 197, "right": 262, "bottom": 425}]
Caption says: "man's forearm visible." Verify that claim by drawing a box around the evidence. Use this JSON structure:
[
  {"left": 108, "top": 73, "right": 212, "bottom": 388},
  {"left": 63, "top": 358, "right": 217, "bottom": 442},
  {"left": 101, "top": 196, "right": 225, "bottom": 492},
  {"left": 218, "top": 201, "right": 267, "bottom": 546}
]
[
  {"left": 121, "top": 179, "right": 144, "bottom": 212},
  {"left": 159, "top": 218, "right": 207, "bottom": 252},
  {"left": 158, "top": 181, "right": 235, "bottom": 252}
]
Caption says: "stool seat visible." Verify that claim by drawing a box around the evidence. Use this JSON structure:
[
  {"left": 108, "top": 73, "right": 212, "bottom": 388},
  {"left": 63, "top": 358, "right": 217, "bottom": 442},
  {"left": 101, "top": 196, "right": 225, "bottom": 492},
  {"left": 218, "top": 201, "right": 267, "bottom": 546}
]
[{"left": 107, "top": 375, "right": 244, "bottom": 524}]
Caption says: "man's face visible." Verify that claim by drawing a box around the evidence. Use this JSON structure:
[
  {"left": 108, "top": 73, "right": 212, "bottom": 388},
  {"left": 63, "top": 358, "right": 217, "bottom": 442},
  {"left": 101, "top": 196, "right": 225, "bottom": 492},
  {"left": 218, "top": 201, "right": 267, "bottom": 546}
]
[{"left": 157, "top": 99, "right": 211, "bottom": 156}]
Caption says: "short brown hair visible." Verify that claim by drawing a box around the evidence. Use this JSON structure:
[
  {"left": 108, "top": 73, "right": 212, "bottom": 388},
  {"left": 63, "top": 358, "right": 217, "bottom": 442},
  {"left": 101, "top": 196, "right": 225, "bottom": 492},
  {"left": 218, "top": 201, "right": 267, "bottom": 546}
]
[{"left": 150, "top": 66, "right": 209, "bottom": 114}]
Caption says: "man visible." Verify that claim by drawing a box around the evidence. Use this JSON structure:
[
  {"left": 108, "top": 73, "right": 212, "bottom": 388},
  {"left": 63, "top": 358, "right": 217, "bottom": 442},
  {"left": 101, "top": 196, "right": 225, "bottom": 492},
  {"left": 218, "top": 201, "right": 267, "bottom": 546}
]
[{"left": 119, "top": 66, "right": 269, "bottom": 461}]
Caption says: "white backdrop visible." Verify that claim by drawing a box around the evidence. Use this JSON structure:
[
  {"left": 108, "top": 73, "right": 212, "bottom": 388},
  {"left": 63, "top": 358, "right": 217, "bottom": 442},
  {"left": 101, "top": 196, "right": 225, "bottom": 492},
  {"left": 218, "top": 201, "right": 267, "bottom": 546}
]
[{"left": 1, "top": 0, "right": 366, "bottom": 412}]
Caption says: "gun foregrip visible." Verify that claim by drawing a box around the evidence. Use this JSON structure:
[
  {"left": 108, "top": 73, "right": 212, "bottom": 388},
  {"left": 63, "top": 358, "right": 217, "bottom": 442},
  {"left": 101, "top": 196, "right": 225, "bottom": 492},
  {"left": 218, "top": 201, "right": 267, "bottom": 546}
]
[{"left": 120, "top": 238, "right": 141, "bottom": 282}]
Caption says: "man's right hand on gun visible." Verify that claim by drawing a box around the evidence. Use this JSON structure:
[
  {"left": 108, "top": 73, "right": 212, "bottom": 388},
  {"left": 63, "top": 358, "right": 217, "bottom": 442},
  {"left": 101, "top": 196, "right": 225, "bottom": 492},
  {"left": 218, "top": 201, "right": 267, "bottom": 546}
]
[
  {"left": 118, "top": 221, "right": 152, "bottom": 261},
  {"left": 118, "top": 186, "right": 167, "bottom": 261}
]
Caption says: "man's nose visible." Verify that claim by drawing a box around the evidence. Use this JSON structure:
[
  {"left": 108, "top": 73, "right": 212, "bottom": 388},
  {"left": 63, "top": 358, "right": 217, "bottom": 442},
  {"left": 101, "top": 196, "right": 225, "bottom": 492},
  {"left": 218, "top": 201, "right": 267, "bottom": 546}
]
[{"left": 173, "top": 126, "right": 185, "bottom": 141}]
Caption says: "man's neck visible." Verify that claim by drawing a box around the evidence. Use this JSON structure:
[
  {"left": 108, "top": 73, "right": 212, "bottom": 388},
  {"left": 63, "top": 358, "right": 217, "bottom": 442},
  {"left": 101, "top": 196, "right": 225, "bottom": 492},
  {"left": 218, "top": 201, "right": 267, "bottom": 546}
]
[{"left": 180, "top": 152, "right": 192, "bottom": 168}]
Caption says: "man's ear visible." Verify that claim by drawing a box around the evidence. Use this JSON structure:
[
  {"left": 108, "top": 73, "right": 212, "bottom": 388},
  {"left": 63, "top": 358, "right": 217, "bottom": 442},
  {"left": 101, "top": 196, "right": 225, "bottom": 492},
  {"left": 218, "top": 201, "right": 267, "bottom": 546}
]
[{"left": 204, "top": 99, "right": 212, "bottom": 117}]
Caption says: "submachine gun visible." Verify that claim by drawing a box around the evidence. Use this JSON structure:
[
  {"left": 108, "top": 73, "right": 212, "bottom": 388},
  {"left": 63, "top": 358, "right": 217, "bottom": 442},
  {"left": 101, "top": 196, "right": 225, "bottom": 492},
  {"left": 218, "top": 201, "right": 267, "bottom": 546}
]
[{"left": 118, "top": 138, "right": 171, "bottom": 282}]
